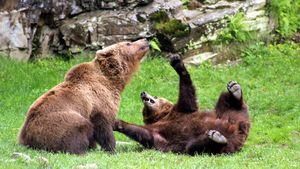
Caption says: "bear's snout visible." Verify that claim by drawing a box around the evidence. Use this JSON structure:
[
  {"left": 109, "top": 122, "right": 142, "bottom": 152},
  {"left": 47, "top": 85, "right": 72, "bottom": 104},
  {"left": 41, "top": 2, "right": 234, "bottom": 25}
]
[
  {"left": 141, "top": 91, "right": 146, "bottom": 97},
  {"left": 134, "top": 39, "right": 149, "bottom": 50},
  {"left": 140, "top": 91, "right": 156, "bottom": 105}
]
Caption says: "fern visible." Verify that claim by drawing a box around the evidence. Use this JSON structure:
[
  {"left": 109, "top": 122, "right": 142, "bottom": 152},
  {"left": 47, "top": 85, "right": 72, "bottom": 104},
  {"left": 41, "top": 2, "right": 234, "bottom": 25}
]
[{"left": 216, "top": 13, "right": 252, "bottom": 45}]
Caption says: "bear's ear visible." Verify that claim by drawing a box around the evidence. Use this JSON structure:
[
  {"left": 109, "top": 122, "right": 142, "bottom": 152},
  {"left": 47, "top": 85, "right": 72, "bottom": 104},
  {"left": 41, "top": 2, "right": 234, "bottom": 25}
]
[{"left": 96, "top": 47, "right": 114, "bottom": 59}]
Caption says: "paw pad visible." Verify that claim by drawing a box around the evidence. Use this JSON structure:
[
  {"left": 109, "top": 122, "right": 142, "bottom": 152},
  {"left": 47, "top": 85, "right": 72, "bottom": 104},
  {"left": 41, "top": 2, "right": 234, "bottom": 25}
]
[
  {"left": 227, "top": 81, "right": 242, "bottom": 100},
  {"left": 207, "top": 130, "right": 227, "bottom": 144}
]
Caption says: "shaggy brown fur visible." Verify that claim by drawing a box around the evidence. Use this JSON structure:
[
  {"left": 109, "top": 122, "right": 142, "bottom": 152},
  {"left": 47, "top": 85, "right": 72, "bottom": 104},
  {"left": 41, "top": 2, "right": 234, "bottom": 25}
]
[
  {"left": 18, "top": 39, "right": 149, "bottom": 154},
  {"left": 114, "top": 55, "right": 250, "bottom": 155}
]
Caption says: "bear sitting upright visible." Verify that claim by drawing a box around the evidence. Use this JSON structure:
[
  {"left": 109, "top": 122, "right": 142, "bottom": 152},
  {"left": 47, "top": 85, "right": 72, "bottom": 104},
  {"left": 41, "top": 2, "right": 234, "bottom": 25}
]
[
  {"left": 114, "top": 55, "right": 250, "bottom": 155},
  {"left": 18, "top": 39, "right": 149, "bottom": 154}
]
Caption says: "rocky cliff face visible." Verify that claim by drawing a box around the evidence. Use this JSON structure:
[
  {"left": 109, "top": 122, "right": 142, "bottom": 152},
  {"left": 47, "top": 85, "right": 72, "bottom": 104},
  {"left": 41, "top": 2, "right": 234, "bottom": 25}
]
[{"left": 0, "top": 0, "right": 272, "bottom": 61}]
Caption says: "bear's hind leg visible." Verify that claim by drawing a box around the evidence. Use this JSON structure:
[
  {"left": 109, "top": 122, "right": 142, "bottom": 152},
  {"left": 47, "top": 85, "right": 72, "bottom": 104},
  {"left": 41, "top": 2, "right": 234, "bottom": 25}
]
[
  {"left": 63, "top": 128, "right": 91, "bottom": 154},
  {"left": 19, "top": 111, "right": 93, "bottom": 154},
  {"left": 215, "top": 81, "right": 247, "bottom": 116},
  {"left": 186, "top": 135, "right": 227, "bottom": 155},
  {"left": 207, "top": 130, "right": 227, "bottom": 144},
  {"left": 90, "top": 113, "right": 116, "bottom": 153}
]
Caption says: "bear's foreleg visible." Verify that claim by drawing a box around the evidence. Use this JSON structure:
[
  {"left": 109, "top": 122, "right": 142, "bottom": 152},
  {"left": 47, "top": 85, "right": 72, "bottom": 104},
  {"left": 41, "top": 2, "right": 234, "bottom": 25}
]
[
  {"left": 114, "top": 119, "right": 155, "bottom": 148},
  {"left": 170, "top": 55, "right": 198, "bottom": 113}
]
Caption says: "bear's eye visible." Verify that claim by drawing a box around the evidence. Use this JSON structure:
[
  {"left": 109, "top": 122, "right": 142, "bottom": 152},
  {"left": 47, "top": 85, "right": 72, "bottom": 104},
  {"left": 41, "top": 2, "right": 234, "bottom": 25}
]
[
  {"left": 126, "top": 43, "right": 131, "bottom": 46},
  {"left": 150, "top": 99, "right": 155, "bottom": 104},
  {"left": 154, "top": 96, "right": 158, "bottom": 99}
]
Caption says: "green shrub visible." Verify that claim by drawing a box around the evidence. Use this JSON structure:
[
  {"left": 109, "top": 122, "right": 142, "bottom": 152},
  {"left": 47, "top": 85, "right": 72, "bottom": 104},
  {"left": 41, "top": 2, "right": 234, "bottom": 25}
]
[
  {"left": 216, "top": 13, "right": 253, "bottom": 45},
  {"left": 268, "top": 0, "right": 300, "bottom": 37}
]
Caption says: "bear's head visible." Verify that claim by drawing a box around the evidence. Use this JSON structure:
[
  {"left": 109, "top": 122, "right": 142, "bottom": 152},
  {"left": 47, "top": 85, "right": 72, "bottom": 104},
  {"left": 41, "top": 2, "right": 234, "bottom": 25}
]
[
  {"left": 140, "top": 91, "right": 173, "bottom": 124},
  {"left": 95, "top": 39, "right": 149, "bottom": 89}
]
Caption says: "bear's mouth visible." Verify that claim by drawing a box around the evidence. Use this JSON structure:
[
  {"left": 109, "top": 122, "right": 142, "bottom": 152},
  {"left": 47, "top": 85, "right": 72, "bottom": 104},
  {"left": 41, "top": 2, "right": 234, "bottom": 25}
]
[
  {"left": 140, "top": 45, "right": 149, "bottom": 51},
  {"left": 141, "top": 91, "right": 155, "bottom": 104},
  {"left": 142, "top": 97, "right": 155, "bottom": 104}
]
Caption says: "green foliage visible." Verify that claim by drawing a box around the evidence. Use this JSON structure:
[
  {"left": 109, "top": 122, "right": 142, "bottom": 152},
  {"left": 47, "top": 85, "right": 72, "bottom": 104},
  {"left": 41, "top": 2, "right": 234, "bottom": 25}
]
[
  {"left": 149, "top": 38, "right": 161, "bottom": 52},
  {"left": 155, "top": 19, "right": 190, "bottom": 37},
  {"left": 181, "top": 0, "right": 190, "bottom": 5},
  {"left": 216, "top": 13, "right": 253, "bottom": 44},
  {"left": 181, "top": 0, "right": 190, "bottom": 8},
  {"left": 268, "top": 0, "right": 300, "bottom": 37},
  {"left": 149, "top": 10, "right": 169, "bottom": 22},
  {"left": 150, "top": 10, "right": 190, "bottom": 38},
  {"left": 0, "top": 42, "right": 299, "bottom": 168}
]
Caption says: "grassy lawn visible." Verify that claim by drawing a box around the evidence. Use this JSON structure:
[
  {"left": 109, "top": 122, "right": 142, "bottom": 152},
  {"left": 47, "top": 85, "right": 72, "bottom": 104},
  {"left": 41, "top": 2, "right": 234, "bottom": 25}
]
[{"left": 0, "top": 42, "right": 299, "bottom": 168}]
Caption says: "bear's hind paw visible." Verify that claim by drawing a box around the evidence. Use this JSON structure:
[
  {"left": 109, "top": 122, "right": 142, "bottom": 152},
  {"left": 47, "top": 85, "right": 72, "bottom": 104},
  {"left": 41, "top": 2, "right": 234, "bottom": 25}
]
[
  {"left": 227, "top": 81, "right": 242, "bottom": 100},
  {"left": 207, "top": 130, "right": 227, "bottom": 144}
]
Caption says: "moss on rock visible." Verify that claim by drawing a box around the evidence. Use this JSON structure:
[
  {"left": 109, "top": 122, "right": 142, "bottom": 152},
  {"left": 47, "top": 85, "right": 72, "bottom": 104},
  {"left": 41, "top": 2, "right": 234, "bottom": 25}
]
[
  {"left": 149, "top": 10, "right": 169, "bottom": 22},
  {"left": 154, "top": 19, "right": 190, "bottom": 38}
]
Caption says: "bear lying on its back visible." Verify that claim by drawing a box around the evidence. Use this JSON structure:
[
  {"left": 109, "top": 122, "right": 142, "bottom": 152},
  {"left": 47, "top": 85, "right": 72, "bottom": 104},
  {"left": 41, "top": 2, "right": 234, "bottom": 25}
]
[
  {"left": 19, "top": 39, "right": 149, "bottom": 154},
  {"left": 114, "top": 56, "right": 250, "bottom": 155}
]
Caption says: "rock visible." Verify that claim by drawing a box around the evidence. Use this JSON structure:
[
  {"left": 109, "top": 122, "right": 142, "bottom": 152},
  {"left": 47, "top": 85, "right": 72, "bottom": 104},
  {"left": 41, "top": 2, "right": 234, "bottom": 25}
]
[
  {"left": 243, "top": 16, "right": 269, "bottom": 32},
  {"left": 59, "top": 10, "right": 149, "bottom": 51},
  {"left": 169, "top": 0, "right": 269, "bottom": 54},
  {"left": 11, "top": 152, "right": 32, "bottom": 162},
  {"left": 246, "top": 0, "right": 267, "bottom": 11},
  {"left": 204, "top": 0, "right": 220, "bottom": 4},
  {"left": 168, "top": 0, "right": 245, "bottom": 51},
  {"left": 245, "top": 10, "right": 265, "bottom": 20},
  {"left": 189, "top": 4, "right": 243, "bottom": 26},
  {"left": 75, "top": 163, "right": 98, "bottom": 169},
  {"left": 136, "top": 0, "right": 183, "bottom": 15},
  {"left": 0, "top": 0, "right": 273, "bottom": 60},
  {"left": 116, "top": 141, "right": 134, "bottom": 145},
  {"left": 205, "top": 1, "right": 242, "bottom": 10},
  {"left": 36, "top": 26, "right": 59, "bottom": 58},
  {"left": 0, "top": 9, "right": 31, "bottom": 60},
  {"left": 183, "top": 52, "right": 217, "bottom": 66},
  {"left": 36, "top": 156, "right": 49, "bottom": 165},
  {"left": 291, "top": 32, "right": 300, "bottom": 43}
]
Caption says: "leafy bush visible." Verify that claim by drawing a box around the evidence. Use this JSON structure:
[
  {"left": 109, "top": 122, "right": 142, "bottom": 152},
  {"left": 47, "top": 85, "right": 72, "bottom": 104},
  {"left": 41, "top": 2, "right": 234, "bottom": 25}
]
[
  {"left": 216, "top": 13, "right": 253, "bottom": 45},
  {"left": 268, "top": 0, "right": 300, "bottom": 37}
]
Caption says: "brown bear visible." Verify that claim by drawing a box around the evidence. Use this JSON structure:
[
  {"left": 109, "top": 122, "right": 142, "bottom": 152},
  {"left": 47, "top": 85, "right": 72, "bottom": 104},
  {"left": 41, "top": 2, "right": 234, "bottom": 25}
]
[
  {"left": 114, "top": 55, "right": 250, "bottom": 155},
  {"left": 18, "top": 39, "right": 149, "bottom": 154}
]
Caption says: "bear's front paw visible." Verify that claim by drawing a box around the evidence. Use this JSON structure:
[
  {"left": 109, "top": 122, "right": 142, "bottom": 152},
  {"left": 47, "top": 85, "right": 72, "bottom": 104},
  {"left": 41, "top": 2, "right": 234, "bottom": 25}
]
[
  {"left": 207, "top": 130, "right": 227, "bottom": 144},
  {"left": 113, "top": 119, "right": 123, "bottom": 131},
  {"left": 169, "top": 54, "right": 182, "bottom": 67},
  {"left": 227, "top": 81, "right": 242, "bottom": 100}
]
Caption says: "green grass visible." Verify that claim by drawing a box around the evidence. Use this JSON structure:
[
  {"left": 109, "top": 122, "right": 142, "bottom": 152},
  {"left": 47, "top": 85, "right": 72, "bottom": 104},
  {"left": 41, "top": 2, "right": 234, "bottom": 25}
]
[{"left": 0, "top": 42, "right": 299, "bottom": 168}]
